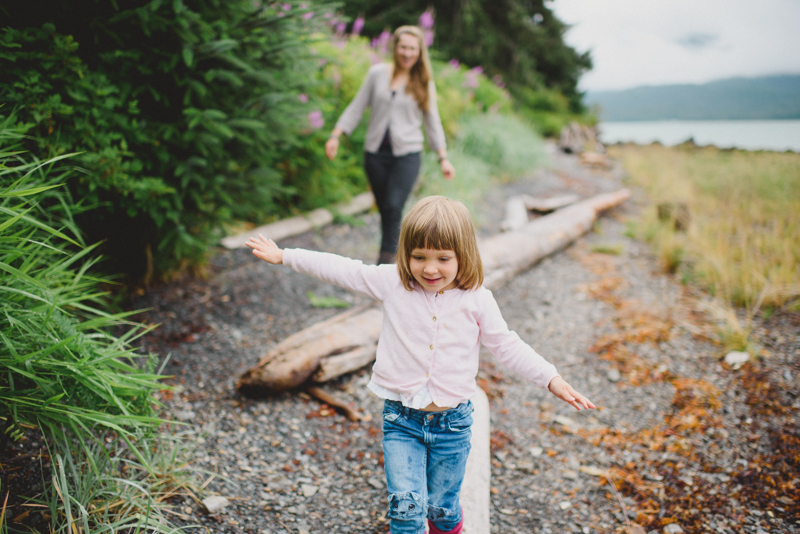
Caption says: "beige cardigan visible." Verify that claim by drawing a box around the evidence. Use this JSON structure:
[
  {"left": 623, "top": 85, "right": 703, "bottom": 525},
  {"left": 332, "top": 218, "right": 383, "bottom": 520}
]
[{"left": 334, "top": 63, "right": 447, "bottom": 156}]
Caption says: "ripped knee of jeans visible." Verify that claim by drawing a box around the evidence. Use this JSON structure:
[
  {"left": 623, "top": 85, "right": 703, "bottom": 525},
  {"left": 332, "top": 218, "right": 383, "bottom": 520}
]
[
  {"left": 387, "top": 492, "right": 425, "bottom": 520},
  {"left": 427, "top": 504, "right": 456, "bottom": 522}
]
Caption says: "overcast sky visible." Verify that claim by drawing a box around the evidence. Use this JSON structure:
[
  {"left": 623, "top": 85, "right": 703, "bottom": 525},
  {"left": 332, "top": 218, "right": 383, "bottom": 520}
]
[{"left": 550, "top": 0, "right": 800, "bottom": 91}]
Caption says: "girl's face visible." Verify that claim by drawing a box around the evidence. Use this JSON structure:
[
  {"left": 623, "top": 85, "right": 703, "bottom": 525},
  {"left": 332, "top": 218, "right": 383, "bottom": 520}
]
[
  {"left": 409, "top": 248, "right": 459, "bottom": 292},
  {"left": 395, "top": 33, "right": 421, "bottom": 71}
]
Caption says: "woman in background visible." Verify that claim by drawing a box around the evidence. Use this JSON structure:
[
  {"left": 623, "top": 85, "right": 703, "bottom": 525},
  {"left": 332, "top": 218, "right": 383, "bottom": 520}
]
[{"left": 325, "top": 25, "right": 455, "bottom": 264}]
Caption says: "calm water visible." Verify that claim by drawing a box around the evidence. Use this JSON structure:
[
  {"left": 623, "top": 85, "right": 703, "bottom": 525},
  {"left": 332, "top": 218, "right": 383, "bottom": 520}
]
[{"left": 598, "top": 120, "right": 800, "bottom": 152}]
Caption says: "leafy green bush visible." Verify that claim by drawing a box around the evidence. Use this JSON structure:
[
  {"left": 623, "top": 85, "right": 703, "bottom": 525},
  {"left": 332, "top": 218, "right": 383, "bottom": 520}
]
[{"left": 2, "top": 1, "right": 334, "bottom": 280}]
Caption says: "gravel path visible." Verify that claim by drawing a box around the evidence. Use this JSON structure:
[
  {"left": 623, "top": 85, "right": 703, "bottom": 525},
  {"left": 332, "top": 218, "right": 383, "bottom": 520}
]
[{"left": 132, "top": 145, "right": 799, "bottom": 534}]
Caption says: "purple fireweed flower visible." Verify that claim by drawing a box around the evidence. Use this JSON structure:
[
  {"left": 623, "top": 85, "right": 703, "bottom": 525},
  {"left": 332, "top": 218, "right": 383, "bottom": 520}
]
[
  {"left": 324, "top": 12, "right": 333, "bottom": 18},
  {"left": 298, "top": 93, "right": 308, "bottom": 103},
  {"left": 423, "top": 29, "right": 434, "bottom": 47},
  {"left": 462, "top": 71, "right": 479, "bottom": 89},
  {"left": 492, "top": 74, "right": 505, "bottom": 88},
  {"left": 419, "top": 10, "right": 434, "bottom": 29},
  {"left": 282, "top": 3, "right": 291, "bottom": 11},
  {"left": 471, "top": 66, "right": 483, "bottom": 75},
  {"left": 335, "top": 21, "right": 346, "bottom": 34},
  {"left": 352, "top": 17, "right": 364, "bottom": 35},
  {"left": 303, "top": 11, "right": 314, "bottom": 19},
  {"left": 299, "top": 3, "right": 307, "bottom": 8},
  {"left": 308, "top": 110, "right": 324, "bottom": 129},
  {"left": 370, "top": 52, "right": 383, "bottom": 65},
  {"left": 449, "top": 59, "right": 460, "bottom": 70},
  {"left": 371, "top": 31, "right": 392, "bottom": 56}
]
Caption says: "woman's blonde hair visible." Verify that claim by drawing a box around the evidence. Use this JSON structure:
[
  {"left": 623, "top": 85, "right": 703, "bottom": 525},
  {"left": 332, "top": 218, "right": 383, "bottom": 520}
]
[
  {"left": 397, "top": 196, "right": 484, "bottom": 291},
  {"left": 391, "top": 25, "right": 433, "bottom": 112}
]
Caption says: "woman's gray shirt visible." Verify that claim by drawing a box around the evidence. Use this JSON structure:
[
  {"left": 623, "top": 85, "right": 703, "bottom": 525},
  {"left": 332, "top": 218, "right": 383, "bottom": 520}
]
[{"left": 334, "top": 63, "right": 447, "bottom": 156}]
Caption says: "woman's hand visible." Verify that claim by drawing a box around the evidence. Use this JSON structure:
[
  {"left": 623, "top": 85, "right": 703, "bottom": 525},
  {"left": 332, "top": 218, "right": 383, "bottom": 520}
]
[
  {"left": 325, "top": 137, "right": 339, "bottom": 160},
  {"left": 440, "top": 158, "right": 455, "bottom": 180},
  {"left": 547, "top": 376, "right": 596, "bottom": 411},
  {"left": 246, "top": 234, "right": 284, "bottom": 265}
]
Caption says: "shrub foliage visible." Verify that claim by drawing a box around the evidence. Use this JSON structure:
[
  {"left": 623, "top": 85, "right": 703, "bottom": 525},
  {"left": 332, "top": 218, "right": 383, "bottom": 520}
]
[{"left": 2, "top": 1, "right": 335, "bottom": 280}]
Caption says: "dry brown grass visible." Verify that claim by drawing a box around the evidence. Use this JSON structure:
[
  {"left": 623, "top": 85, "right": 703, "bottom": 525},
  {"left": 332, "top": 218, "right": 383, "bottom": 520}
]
[{"left": 611, "top": 143, "right": 800, "bottom": 349}]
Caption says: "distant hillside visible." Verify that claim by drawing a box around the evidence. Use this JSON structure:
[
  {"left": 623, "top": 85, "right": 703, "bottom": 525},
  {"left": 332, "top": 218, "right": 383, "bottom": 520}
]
[{"left": 587, "top": 75, "right": 800, "bottom": 121}]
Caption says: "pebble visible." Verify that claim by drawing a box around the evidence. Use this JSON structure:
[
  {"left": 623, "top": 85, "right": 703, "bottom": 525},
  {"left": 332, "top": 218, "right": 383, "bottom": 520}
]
[
  {"left": 607, "top": 368, "right": 622, "bottom": 382},
  {"left": 724, "top": 350, "right": 750, "bottom": 369},
  {"left": 174, "top": 410, "right": 196, "bottom": 422},
  {"left": 663, "top": 524, "right": 684, "bottom": 534},
  {"left": 202, "top": 496, "right": 230, "bottom": 513},
  {"left": 301, "top": 484, "right": 318, "bottom": 497}
]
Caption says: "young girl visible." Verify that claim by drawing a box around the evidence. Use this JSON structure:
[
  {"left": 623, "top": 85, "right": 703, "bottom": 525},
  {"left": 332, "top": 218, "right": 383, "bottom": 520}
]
[{"left": 247, "top": 196, "right": 594, "bottom": 534}]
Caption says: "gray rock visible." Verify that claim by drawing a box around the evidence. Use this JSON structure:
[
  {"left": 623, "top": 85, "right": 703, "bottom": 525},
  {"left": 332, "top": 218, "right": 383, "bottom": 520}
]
[
  {"left": 663, "top": 524, "right": 684, "bottom": 534},
  {"left": 301, "top": 484, "right": 318, "bottom": 497},
  {"left": 174, "top": 410, "right": 196, "bottom": 422},
  {"left": 202, "top": 496, "right": 230, "bottom": 513},
  {"left": 724, "top": 351, "right": 750, "bottom": 370}
]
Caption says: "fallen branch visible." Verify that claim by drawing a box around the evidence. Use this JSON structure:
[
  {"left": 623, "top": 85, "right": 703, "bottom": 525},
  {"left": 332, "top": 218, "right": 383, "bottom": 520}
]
[{"left": 306, "top": 386, "right": 373, "bottom": 422}]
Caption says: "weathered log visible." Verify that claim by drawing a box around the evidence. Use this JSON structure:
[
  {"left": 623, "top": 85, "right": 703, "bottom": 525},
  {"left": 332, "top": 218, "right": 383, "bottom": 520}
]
[
  {"left": 312, "top": 344, "right": 378, "bottom": 383},
  {"left": 500, "top": 196, "right": 530, "bottom": 232},
  {"left": 221, "top": 191, "right": 375, "bottom": 249},
  {"left": 235, "top": 305, "right": 382, "bottom": 396},
  {"left": 236, "top": 189, "right": 630, "bottom": 397},
  {"left": 480, "top": 189, "right": 631, "bottom": 288},
  {"left": 522, "top": 193, "right": 580, "bottom": 213}
]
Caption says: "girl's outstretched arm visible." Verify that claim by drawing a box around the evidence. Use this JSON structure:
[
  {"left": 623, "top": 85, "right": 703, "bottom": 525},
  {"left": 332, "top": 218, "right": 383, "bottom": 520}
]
[
  {"left": 547, "top": 376, "right": 596, "bottom": 411},
  {"left": 247, "top": 234, "right": 284, "bottom": 265}
]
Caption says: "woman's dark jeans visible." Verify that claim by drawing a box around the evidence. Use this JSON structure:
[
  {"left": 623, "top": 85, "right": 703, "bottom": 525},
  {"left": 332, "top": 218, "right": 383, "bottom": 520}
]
[{"left": 364, "top": 148, "right": 422, "bottom": 254}]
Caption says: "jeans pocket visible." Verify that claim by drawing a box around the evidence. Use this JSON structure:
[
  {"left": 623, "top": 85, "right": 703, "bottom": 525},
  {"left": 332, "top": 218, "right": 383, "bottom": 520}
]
[
  {"left": 446, "top": 412, "right": 473, "bottom": 433},
  {"left": 383, "top": 413, "right": 399, "bottom": 422}
]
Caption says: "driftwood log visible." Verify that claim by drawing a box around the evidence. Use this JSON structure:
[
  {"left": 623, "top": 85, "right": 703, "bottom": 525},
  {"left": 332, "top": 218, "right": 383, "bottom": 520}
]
[
  {"left": 235, "top": 188, "right": 631, "bottom": 396},
  {"left": 558, "top": 122, "right": 605, "bottom": 154}
]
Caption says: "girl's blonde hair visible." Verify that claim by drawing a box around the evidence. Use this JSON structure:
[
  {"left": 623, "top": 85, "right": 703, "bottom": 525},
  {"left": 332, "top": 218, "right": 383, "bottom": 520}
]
[
  {"left": 391, "top": 25, "right": 433, "bottom": 112},
  {"left": 397, "top": 196, "right": 484, "bottom": 291}
]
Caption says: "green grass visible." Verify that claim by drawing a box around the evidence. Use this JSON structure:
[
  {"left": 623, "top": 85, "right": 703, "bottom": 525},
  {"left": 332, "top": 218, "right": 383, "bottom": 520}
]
[
  {"left": 415, "top": 113, "right": 549, "bottom": 223},
  {"left": 307, "top": 291, "right": 350, "bottom": 308},
  {"left": 590, "top": 244, "right": 624, "bottom": 256},
  {"left": 0, "top": 114, "right": 199, "bottom": 533}
]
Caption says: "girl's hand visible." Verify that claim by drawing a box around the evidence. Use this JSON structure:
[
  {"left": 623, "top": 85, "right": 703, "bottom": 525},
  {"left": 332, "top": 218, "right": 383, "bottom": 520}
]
[
  {"left": 325, "top": 137, "right": 339, "bottom": 160},
  {"left": 440, "top": 158, "right": 455, "bottom": 180},
  {"left": 246, "top": 234, "right": 284, "bottom": 265},
  {"left": 547, "top": 376, "right": 596, "bottom": 411}
]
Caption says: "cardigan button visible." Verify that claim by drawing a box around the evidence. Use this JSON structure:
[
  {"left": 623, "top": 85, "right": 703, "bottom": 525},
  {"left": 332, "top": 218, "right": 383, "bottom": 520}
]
[
  {"left": 433, "top": 316, "right": 437, "bottom": 321},
  {"left": 429, "top": 344, "right": 433, "bottom": 350}
]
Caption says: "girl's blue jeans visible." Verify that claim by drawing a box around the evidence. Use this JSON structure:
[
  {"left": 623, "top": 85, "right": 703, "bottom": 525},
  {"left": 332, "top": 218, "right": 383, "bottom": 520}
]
[{"left": 382, "top": 399, "right": 474, "bottom": 534}]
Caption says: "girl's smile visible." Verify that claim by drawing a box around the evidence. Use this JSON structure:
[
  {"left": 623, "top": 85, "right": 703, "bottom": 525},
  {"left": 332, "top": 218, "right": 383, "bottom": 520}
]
[{"left": 409, "top": 248, "right": 458, "bottom": 292}]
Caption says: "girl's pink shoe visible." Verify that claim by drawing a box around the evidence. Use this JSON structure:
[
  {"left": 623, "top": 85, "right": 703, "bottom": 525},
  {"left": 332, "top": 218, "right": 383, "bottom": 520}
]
[{"left": 427, "top": 508, "right": 463, "bottom": 534}]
